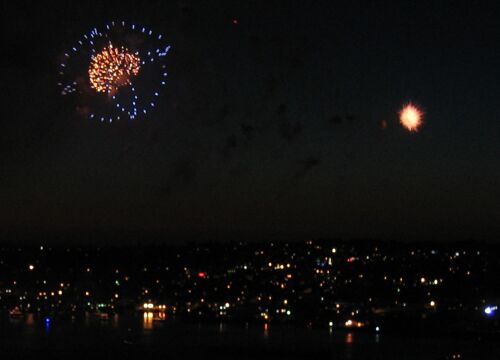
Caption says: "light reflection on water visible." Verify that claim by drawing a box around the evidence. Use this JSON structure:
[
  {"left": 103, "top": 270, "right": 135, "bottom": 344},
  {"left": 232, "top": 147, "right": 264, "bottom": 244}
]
[
  {"left": 345, "top": 332, "right": 353, "bottom": 344},
  {"left": 25, "top": 313, "right": 34, "bottom": 326},
  {"left": 142, "top": 311, "right": 167, "bottom": 331},
  {"left": 263, "top": 322, "right": 269, "bottom": 339},
  {"left": 2, "top": 315, "right": 497, "bottom": 360},
  {"left": 112, "top": 314, "right": 119, "bottom": 328},
  {"left": 143, "top": 311, "right": 153, "bottom": 330},
  {"left": 44, "top": 317, "right": 51, "bottom": 332}
]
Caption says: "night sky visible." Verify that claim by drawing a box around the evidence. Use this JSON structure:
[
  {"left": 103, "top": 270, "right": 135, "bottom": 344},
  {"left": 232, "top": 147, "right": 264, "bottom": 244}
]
[{"left": 1, "top": 1, "right": 499, "bottom": 243}]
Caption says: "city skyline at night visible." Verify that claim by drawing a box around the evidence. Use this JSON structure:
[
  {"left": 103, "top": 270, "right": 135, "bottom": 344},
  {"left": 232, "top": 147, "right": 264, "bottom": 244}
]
[{"left": 1, "top": 2, "right": 499, "bottom": 358}]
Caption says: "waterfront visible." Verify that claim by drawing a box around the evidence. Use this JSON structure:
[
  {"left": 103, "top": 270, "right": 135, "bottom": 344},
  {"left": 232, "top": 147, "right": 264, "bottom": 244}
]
[{"left": 1, "top": 314, "right": 498, "bottom": 359}]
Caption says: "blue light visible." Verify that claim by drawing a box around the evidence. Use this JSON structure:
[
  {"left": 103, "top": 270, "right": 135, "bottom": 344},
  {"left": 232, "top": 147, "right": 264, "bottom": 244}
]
[
  {"left": 44, "top": 317, "right": 51, "bottom": 330},
  {"left": 484, "top": 306, "right": 497, "bottom": 316}
]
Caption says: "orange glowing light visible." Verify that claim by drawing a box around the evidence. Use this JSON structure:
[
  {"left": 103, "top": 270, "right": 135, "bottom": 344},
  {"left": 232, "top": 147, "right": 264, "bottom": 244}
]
[
  {"left": 88, "top": 44, "right": 140, "bottom": 93},
  {"left": 399, "top": 103, "right": 423, "bottom": 132}
]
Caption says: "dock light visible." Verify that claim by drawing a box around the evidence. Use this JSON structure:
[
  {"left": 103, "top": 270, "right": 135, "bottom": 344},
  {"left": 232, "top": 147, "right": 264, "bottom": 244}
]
[{"left": 484, "top": 306, "right": 497, "bottom": 316}]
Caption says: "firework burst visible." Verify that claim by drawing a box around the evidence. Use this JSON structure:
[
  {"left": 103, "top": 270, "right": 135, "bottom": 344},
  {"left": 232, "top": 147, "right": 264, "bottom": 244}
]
[
  {"left": 88, "top": 44, "right": 140, "bottom": 93},
  {"left": 58, "top": 21, "right": 171, "bottom": 123},
  {"left": 399, "top": 103, "right": 423, "bottom": 132}
]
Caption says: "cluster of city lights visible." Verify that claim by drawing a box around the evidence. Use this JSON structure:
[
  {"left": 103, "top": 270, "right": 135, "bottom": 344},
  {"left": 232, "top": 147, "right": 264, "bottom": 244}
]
[
  {"left": 143, "top": 302, "right": 167, "bottom": 310},
  {"left": 88, "top": 44, "right": 140, "bottom": 93},
  {"left": 344, "top": 319, "right": 365, "bottom": 328}
]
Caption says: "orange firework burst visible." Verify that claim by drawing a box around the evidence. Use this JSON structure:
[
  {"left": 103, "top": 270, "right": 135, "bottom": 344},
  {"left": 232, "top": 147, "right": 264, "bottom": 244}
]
[
  {"left": 399, "top": 102, "right": 423, "bottom": 132},
  {"left": 88, "top": 44, "right": 140, "bottom": 93}
]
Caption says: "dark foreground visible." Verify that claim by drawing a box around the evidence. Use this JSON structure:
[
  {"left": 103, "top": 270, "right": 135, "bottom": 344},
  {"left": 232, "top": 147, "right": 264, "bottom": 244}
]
[{"left": 1, "top": 314, "right": 499, "bottom": 360}]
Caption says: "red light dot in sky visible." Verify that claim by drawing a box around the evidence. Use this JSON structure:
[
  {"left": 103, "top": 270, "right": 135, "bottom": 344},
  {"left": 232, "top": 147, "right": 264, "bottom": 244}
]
[{"left": 232, "top": 18, "right": 239, "bottom": 25}]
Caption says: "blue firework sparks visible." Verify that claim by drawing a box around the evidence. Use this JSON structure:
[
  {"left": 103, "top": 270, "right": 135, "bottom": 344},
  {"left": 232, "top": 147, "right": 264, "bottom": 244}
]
[{"left": 58, "top": 21, "right": 171, "bottom": 123}]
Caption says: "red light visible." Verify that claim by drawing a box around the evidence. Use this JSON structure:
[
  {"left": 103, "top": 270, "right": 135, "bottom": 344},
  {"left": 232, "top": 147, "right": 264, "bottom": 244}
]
[
  {"left": 232, "top": 19, "right": 238, "bottom": 25},
  {"left": 198, "top": 272, "right": 206, "bottom": 278}
]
